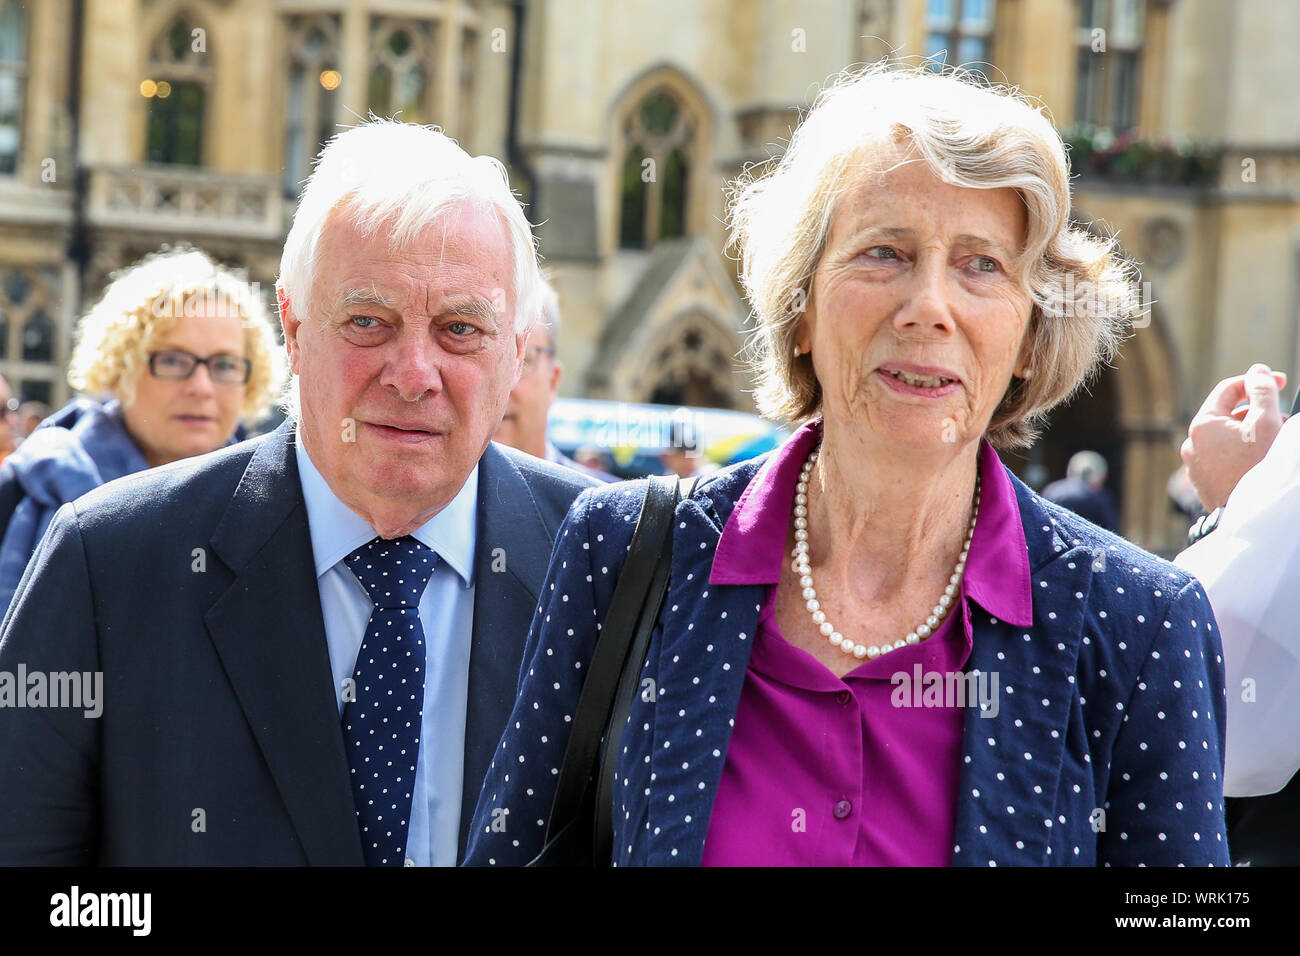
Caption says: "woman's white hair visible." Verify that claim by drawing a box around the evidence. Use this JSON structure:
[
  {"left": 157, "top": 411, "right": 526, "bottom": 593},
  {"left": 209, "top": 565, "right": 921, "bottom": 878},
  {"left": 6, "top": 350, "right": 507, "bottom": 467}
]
[
  {"left": 276, "top": 118, "right": 541, "bottom": 413},
  {"left": 729, "top": 61, "right": 1140, "bottom": 449}
]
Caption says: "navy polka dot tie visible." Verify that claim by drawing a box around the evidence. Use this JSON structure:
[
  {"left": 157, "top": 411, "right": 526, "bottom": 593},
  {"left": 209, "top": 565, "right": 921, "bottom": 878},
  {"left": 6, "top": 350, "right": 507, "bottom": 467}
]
[{"left": 341, "top": 536, "right": 436, "bottom": 866}]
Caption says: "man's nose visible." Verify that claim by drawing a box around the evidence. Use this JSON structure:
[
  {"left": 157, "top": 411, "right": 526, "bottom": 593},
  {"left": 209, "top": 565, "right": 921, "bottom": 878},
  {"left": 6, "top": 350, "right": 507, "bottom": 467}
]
[{"left": 382, "top": 330, "right": 444, "bottom": 402}]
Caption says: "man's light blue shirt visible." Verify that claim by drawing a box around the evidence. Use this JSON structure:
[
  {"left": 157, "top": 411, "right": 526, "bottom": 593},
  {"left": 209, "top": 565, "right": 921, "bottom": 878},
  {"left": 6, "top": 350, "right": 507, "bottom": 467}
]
[{"left": 294, "top": 436, "right": 477, "bottom": 866}]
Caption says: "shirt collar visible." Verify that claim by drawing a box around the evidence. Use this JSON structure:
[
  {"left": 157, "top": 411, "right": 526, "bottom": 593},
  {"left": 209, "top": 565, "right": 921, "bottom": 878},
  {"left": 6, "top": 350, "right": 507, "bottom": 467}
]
[
  {"left": 709, "top": 419, "right": 1032, "bottom": 627},
  {"left": 294, "top": 433, "right": 478, "bottom": 587}
]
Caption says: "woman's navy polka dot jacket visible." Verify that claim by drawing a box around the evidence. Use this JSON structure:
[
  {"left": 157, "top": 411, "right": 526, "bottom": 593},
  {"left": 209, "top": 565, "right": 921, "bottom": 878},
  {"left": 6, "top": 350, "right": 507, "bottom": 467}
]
[{"left": 465, "top": 454, "right": 1229, "bottom": 867}]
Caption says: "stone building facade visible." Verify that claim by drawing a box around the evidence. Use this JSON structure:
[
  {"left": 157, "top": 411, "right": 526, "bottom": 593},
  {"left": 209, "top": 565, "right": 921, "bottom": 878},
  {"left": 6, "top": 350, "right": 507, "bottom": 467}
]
[{"left": 1, "top": 0, "right": 1297, "bottom": 554}]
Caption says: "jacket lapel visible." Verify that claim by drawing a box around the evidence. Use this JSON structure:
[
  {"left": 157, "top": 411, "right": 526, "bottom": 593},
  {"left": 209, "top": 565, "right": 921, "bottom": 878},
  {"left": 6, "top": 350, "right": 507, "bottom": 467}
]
[
  {"left": 952, "top": 472, "right": 1097, "bottom": 865},
  {"left": 458, "top": 443, "right": 557, "bottom": 859},
  {"left": 204, "top": 421, "right": 363, "bottom": 866}
]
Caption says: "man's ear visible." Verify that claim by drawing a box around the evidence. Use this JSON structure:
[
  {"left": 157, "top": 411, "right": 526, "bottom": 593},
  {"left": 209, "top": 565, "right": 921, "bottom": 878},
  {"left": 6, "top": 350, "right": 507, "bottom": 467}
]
[
  {"left": 510, "top": 327, "right": 529, "bottom": 383},
  {"left": 277, "top": 286, "right": 301, "bottom": 375},
  {"left": 548, "top": 357, "right": 563, "bottom": 396}
]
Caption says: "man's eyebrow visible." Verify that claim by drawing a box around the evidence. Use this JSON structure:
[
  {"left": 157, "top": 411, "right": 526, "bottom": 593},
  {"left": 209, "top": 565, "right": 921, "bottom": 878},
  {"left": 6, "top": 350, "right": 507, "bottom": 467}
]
[
  {"left": 340, "top": 286, "right": 397, "bottom": 309},
  {"left": 441, "top": 296, "right": 499, "bottom": 323}
]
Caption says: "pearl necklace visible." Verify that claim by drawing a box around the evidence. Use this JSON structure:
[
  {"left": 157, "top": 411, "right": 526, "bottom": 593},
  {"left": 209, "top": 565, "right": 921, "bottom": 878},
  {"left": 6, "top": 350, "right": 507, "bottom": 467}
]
[{"left": 791, "top": 445, "right": 981, "bottom": 660}]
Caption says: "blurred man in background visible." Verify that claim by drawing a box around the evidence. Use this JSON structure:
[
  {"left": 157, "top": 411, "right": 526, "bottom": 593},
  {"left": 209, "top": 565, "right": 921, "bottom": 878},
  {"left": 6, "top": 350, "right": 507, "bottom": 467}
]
[
  {"left": 493, "top": 278, "right": 614, "bottom": 482},
  {"left": 17, "top": 401, "right": 50, "bottom": 439},
  {"left": 658, "top": 415, "right": 708, "bottom": 480},
  {"left": 1042, "top": 450, "right": 1118, "bottom": 533}
]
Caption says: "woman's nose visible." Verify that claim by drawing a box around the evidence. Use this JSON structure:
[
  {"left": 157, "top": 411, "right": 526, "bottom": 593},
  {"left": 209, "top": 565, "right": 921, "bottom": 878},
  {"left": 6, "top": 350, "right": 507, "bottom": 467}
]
[
  {"left": 184, "top": 362, "right": 218, "bottom": 393},
  {"left": 894, "top": 260, "right": 956, "bottom": 334}
]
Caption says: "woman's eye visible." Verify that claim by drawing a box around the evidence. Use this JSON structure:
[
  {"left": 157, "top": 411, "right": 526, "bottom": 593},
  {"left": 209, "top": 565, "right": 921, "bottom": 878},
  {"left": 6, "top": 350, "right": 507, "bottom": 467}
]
[
  {"left": 865, "top": 246, "right": 899, "bottom": 260},
  {"left": 350, "top": 316, "right": 380, "bottom": 329},
  {"left": 972, "top": 256, "right": 1001, "bottom": 273}
]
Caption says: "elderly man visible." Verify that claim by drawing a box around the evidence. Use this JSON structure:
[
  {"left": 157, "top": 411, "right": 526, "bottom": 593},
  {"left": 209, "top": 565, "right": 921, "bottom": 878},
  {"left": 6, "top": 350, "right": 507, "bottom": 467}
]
[
  {"left": 0, "top": 120, "right": 596, "bottom": 865},
  {"left": 1041, "top": 450, "right": 1118, "bottom": 533}
]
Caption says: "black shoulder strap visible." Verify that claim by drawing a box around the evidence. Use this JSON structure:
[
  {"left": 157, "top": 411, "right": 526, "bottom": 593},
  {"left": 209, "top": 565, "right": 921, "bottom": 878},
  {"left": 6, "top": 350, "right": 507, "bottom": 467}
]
[
  {"left": 593, "top": 475, "right": 698, "bottom": 862},
  {"left": 542, "top": 475, "right": 682, "bottom": 857}
]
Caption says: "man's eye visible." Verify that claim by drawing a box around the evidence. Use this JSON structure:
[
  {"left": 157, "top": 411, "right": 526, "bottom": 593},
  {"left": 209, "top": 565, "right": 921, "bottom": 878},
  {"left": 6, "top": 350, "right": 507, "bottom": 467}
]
[
  {"left": 350, "top": 316, "right": 380, "bottom": 329},
  {"left": 447, "top": 321, "right": 477, "bottom": 336}
]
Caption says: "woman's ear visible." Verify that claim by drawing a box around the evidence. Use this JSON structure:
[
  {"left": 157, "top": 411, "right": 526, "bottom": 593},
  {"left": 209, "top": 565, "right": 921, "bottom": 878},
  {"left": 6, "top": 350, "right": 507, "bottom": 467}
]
[
  {"left": 1012, "top": 322, "right": 1035, "bottom": 379},
  {"left": 793, "top": 287, "right": 814, "bottom": 355}
]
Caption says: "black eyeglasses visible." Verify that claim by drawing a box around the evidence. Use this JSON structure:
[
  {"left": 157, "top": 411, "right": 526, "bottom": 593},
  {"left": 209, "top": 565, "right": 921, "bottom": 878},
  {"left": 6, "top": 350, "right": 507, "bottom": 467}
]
[{"left": 148, "top": 349, "right": 252, "bottom": 385}]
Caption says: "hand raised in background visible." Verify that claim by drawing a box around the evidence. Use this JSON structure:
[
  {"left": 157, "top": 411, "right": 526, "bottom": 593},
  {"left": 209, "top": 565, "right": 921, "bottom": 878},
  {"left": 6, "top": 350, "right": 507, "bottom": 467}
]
[{"left": 1181, "top": 363, "right": 1288, "bottom": 511}]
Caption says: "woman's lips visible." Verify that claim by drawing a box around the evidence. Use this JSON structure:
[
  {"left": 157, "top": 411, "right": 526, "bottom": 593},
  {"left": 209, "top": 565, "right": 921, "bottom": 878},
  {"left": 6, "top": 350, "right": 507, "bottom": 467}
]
[
  {"left": 875, "top": 367, "right": 962, "bottom": 398},
  {"left": 174, "top": 414, "right": 215, "bottom": 427}
]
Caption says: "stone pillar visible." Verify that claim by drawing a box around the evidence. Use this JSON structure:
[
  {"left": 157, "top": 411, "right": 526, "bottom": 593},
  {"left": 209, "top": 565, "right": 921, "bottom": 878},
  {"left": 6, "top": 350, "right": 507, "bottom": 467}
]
[
  {"left": 1139, "top": 0, "right": 1173, "bottom": 135},
  {"left": 439, "top": 0, "right": 462, "bottom": 135},
  {"left": 339, "top": 0, "right": 368, "bottom": 121}
]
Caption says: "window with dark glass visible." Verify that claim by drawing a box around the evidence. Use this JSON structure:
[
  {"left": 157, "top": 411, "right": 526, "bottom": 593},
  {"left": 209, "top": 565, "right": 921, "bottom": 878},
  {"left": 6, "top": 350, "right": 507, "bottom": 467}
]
[
  {"left": 367, "top": 18, "right": 437, "bottom": 125},
  {"left": 0, "top": 0, "right": 27, "bottom": 175},
  {"left": 19, "top": 379, "right": 49, "bottom": 405},
  {"left": 21, "top": 308, "right": 51, "bottom": 362},
  {"left": 618, "top": 88, "right": 695, "bottom": 250},
  {"left": 145, "top": 16, "right": 211, "bottom": 166},
  {"left": 924, "top": 0, "right": 996, "bottom": 78},
  {"left": 284, "top": 15, "right": 342, "bottom": 196},
  {"left": 1075, "top": 0, "right": 1145, "bottom": 131}
]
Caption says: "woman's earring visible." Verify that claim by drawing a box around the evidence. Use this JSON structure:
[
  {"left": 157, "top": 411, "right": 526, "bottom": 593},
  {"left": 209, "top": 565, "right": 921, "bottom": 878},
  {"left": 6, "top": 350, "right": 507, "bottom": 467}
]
[{"left": 793, "top": 347, "right": 801, "bottom": 358}]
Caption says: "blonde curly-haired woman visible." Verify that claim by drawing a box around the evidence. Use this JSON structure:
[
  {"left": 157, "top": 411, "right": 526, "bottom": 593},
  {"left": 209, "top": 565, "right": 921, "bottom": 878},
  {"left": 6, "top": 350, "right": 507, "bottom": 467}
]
[{"left": 0, "top": 246, "right": 284, "bottom": 611}]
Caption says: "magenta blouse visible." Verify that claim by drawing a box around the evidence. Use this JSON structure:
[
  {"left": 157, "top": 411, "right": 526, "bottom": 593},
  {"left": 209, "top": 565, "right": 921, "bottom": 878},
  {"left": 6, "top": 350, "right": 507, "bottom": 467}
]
[{"left": 701, "top": 421, "right": 1034, "bottom": 866}]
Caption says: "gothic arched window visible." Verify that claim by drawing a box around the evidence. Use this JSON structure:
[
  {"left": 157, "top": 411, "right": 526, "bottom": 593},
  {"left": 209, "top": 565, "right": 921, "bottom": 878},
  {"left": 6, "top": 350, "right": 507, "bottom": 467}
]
[
  {"left": 618, "top": 88, "right": 695, "bottom": 250},
  {"left": 367, "top": 18, "right": 438, "bottom": 125}
]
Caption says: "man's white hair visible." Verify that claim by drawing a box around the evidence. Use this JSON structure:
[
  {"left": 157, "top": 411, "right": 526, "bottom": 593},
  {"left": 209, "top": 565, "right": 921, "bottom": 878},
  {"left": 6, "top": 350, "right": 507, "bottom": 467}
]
[
  {"left": 276, "top": 118, "right": 541, "bottom": 415},
  {"left": 1067, "top": 449, "right": 1108, "bottom": 484}
]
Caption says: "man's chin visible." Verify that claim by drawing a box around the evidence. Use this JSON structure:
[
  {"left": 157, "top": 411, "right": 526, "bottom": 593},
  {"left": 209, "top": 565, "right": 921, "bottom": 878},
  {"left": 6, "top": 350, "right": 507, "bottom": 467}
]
[{"left": 356, "top": 446, "right": 458, "bottom": 496}]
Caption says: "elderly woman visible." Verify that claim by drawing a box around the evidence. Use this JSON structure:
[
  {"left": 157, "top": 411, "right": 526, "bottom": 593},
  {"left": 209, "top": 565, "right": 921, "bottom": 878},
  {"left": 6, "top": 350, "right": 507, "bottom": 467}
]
[
  {"left": 466, "top": 65, "right": 1227, "bottom": 867},
  {"left": 0, "top": 247, "right": 284, "bottom": 611}
]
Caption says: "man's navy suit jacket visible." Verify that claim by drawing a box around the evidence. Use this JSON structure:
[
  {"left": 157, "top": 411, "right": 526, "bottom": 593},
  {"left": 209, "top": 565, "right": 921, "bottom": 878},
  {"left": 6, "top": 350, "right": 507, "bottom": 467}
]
[{"left": 0, "top": 419, "right": 596, "bottom": 865}]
